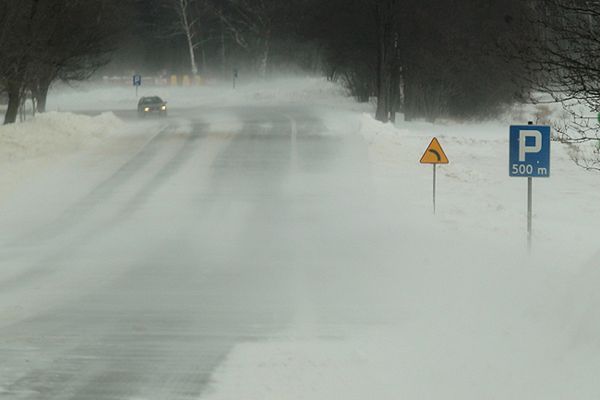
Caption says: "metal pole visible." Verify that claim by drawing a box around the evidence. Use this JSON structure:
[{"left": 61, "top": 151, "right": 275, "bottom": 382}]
[
  {"left": 527, "top": 177, "right": 532, "bottom": 251},
  {"left": 527, "top": 121, "right": 533, "bottom": 252},
  {"left": 136, "top": 85, "right": 138, "bottom": 97},
  {"left": 433, "top": 164, "right": 437, "bottom": 214}
]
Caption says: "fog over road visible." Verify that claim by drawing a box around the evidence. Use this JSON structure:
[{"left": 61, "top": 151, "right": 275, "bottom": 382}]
[
  {"left": 2, "top": 89, "right": 600, "bottom": 399},
  {"left": 0, "top": 104, "right": 397, "bottom": 399}
]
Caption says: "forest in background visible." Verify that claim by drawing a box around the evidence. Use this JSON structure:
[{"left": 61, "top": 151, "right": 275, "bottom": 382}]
[
  {"left": 120, "top": 0, "right": 532, "bottom": 122},
  {"left": 2, "top": 0, "right": 600, "bottom": 157}
]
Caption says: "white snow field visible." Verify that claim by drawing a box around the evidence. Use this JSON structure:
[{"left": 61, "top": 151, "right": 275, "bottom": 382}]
[
  {"left": 0, "top": 112, "right": 124, "bottom": 199},
  {"left": 0, "top": 77, "right": 599, "bottom": 399}
]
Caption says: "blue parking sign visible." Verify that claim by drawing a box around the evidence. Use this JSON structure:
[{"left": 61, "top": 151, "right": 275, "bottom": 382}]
[
  {"left": 509, "top": 125, "right": 551, "bottom": 178},
  {"left": 133, "top": 74, "right": 142, "bottom": 87}
]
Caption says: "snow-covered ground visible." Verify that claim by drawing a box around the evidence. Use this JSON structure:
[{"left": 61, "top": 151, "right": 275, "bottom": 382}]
[
  {"left": 1, "top": 77, "right": 599, "bottom": 399},
  {"left": 0, "top": 112, "right": 126, "bottom": 200},
  {"left": 47, "top": 77, "right": 355, "bottom": 112},
  {"left": 192, "top": 80, "right": 600, "bottom": 399},
  {"left": 199, "top": 105, "right": 600, "bottom": 398}
]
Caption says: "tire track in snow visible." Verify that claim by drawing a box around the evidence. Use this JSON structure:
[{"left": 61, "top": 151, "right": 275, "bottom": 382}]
[
  {"left": 13, "top": 124, "right": 172, "bottom": 247},
  {"left": 0, "top": 122, "right": 207, "bottom": 296}
]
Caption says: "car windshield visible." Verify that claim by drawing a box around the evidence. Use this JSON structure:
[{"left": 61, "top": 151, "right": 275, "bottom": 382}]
[{"left": 141, "top": 97, "right": 162, "bottom": 104}]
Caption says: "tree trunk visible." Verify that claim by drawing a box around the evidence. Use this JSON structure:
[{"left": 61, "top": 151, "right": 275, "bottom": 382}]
[
  {"left": 185, "top": 28, "right": 198, "bottom": 76},
  {"left": 19, "top": 95, "right": 26, "bottom": 122},
  {"left": 34, "top": 81, "right": 50, "bottom": 113},
  {"left": 259, "top": 35, "right": 271, "bottom": 78},
  {"left": 376, "top": 84, "right": 390, "bottom": 122},
  {"left": 375, "top": 24, "right": 390, "bottom": 122},
  {"left": 221, "top": 20, "right": 227, "bottom": 73},
  {"left": 375, "top": 1, "right": 394, "bottom": 123},
  {"left": 4, "top": 1, "right": 40, "bottom": 124},
  {"left": 179, "top": 0, "right": 198, "bottom": 76},
  {"left": 388, "top": 63, "right": 401, "bottom": 122},
  {"left": 4, "top": 84, "right": 21, "bottom": 125},
  {"left": 403, "top": 66, "right": 417, "bottom": 121}
]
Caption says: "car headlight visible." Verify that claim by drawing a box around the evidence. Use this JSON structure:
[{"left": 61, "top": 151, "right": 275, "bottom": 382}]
[
  {"left": 144, "top": 107, "right": 150, "bottom": 112},
  {"left": 161, "top": 105, "right": 167, "bottom": 111}
]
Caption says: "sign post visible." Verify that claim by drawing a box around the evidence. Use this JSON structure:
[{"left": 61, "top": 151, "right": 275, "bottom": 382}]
[
  {"left": 420, "top": 137, "right": 449, "bottom": 214},
  {"left": 133, "top": 74, "right": 142, "bottom": 97},
  {"left": 509, "top": 122, "right": 551, "bottom": 251},
  {"left": 233, "top": 68, "right": 238, "bottom": 89},
  {"left": 527, "top": 175, "right": 533, "bottom": 249}
]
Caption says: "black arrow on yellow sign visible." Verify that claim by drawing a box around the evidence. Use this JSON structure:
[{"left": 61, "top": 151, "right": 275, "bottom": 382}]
[
  {"left": 420, "top": 138, "right": 449, "bottom": 164},
  {"left": 420, "top": 137, "right": 449, "bottom": 214}
]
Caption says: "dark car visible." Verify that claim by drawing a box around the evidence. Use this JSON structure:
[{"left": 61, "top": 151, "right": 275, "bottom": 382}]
[{"left": 137, "top": 96, "right": 167, "bottom": 117}]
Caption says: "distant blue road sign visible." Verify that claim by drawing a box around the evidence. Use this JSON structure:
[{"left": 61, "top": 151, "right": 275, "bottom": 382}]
[
  {"left": 509, "top": 125, "right": 551, "bottom": 177},
  {"left": 133, "top": 74, "right": 142, "bottom": 87}
]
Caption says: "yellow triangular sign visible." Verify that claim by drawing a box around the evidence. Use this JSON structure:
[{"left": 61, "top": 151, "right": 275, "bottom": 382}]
[{"left": 420, "top": 137, "right": 449, "bottom": 164}]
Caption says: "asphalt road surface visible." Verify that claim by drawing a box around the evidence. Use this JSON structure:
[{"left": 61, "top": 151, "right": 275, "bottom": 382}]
[{"left": 0, "top": 104, "right": 398, "bottom": 399}]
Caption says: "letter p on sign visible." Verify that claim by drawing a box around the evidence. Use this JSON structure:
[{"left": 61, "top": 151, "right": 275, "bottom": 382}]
[
  {"left": 509, "top": 125, "right": 551, "bottom": 178},
  {"left": 519, "top": 130, "right": 542, "bottom": 162}
]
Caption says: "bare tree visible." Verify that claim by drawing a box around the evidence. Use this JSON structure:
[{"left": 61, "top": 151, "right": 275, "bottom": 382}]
[
  {"left": 163, "top": 0, "right": 210, "bottom": 76},
  {"left": 0, "top": 0, "right": 128, "bottom": 122},
  {"left": 370, "top": 0, "right": 402, "bottom": 123},
  {"left": 214, "top": 0, "right": 281, "bottom": 77},
  {"left": 524, "top": 0, "right": 600, "bottom": 170},
  {"left": 35, "top": 1, "right": 126, "bottom": 112},
  {"left": 310, "top": 0, "right": 530, "bottom": 123},
  {"left": 0, "top": 0, "right": 42, "bottom": 124}
]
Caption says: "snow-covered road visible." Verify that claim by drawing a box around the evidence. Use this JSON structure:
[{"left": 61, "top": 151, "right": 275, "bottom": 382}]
[
  {"left": 1, "top": 79, "right": 600, "bottom": 399},
  {"left": 0, "top": 104, "right": 387, "bottom": 399}
]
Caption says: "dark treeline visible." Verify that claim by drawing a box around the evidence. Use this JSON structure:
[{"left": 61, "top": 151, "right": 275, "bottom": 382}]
[
  {"left": 116, "top": 0, "right": 315, "bottom": 78},
  {"left": 3, "top": 0, "right": 600, "bottom": 130},
  {"left": 116, "top": 0, "right": 534, "bottom": 122},
  {"left": 305, "top": 0, "right": 535, "bottom": 122},
  {"left": 0, "top": 0, "right": 131, "bottom": 124}
]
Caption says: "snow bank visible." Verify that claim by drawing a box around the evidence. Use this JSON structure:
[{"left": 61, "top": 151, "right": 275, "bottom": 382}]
[
  {"left": 0, "top": 112, "right": 121, "bottom": 155},
  {"left": 21, "top": 76, "right": 600, "bottom": 399},
  {"left": 201, "top": 335, "right": 396, "bottom": 400},
  {"left": 201, "top": 97, "right": 600, "bottom": 399},
  {"left": 0, "top": 112, "right": 123, "bottom": 197},
  {"left": 351, "top": 113, "right": 600, "bottom": 272}
]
